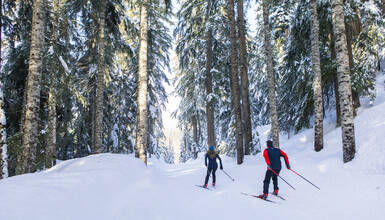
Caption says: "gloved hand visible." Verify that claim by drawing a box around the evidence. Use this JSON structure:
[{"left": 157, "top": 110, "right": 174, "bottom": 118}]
[
  {"left": 220, "top": 165, "right": 223, "bottom": 170},
  {"left": 267, "top": 165, "right": 272, "bottom": 170},
  {"left": 286, "top": 164, "right": 291, "bottom": 169},
  {"left": 205, "top": 164, "right": 207, "bottom": 167}
]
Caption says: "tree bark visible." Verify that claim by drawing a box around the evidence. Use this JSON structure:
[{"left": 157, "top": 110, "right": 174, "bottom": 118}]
[
  {"left": 329, "top": 31, "right": 341, "bottom": 126},
  {"left": 310, "top": 0, "right": 324, "bottom": 152},
  {"left": 94, "top": 0, "right": 107, "bottom": 154},
  {"left": 228, "top": 0, "right": 244, "bottom": 164},
  {"left": 344, "top": 22, "right": 360, "bottom": 113},
  {"left": 331, "top": 0, "right": 356, "bottom": 163},
  {"left": 262, "top": 0, "right": 279, "bottom": 147},
  {"left": 237, "top": 0, "right": 253, "bottom": 155},
  {"left": 192, "top": 114, "right": 198, "bottom": 159},
  {"left": 46, "top": 0, "right": 60, "bottom": 169},
  {"left": 0, "top": 0, "right": 7, "bottom": 179},
  {"left": 16, "top": 0, "right": 45, "bottom": 174},
  {"left": 1, "top": 82, "right": 8, "bottom": 179},
  {"left": 136, "top": 0, "right": 149, "bottom": 165},
  {"left": 205, "top": 0, "right": 216, "bottom": 149}
]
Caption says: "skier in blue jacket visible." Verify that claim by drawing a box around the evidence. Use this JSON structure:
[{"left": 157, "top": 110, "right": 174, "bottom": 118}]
[
  {"left": 204, "top": 145, "right": 223, "bottom": 188},
  {"left": 258, "top": 140, "right": 290, "bottom": 199}
]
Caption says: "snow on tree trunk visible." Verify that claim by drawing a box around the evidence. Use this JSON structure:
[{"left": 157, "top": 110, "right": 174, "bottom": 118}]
[
  {"left": 331, "top": 0, "right": 356, "bottom": 163},
  {"left": 136, "top": 0, "right": 149, "bottom": 165},
  {"left": 0, "top": 0, "right": 7, "bottom": 179},
  {"left": 205, "top": 0, "right": 216, "bottom": 149},
  {"left": 228, "top": 0, "right": 244, "bottom": 164},
  {"left": 16, "top": 0, "right": 45, "bottom": 174},
  {"left": 1, "top": 81, "right": 8, "bottom": 179},
  {"left": 310, "top": 0, "right": 324, "bottom": 152},
  {"left": 237, "top": 0, "right": 253, "bottom": 155},
  {"left": 46, "top": 0, "right": 60, "bottom": 168},
  {"left": 94, "top": 0, "right": 107, "bottom": 154},
  {"left": 262, "top": 0, "right": 279, "bottom": 148}
]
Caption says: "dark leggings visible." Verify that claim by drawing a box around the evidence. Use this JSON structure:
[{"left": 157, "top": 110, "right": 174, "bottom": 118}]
[
  {"left": 205, "top": 167, "right": 217, "bottom": 185},
  {"left": 263, "top": 169, "right": 280, "bottom": 194}
]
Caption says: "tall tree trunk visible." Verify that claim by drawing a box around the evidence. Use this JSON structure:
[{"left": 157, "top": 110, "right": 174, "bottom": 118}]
[
  {"left": 228, "top": 0, "right": 244, "bottom": 164},
  {"left": 136, "top": 0, "right": 149, "bottom": 165},
  {"left": 329, "top": 31, "right": 341, "bottom": 126},
  {"left": 16, "top": 0, "right": 45, "bottom": 174},
  {"left": 262, "top": 0, "right": 279, "bottom": 147},
  {"left": 237, "top": 0, "right": 253, "bottom": 155},
  {"left": 310, "top": 0, "right": 324, "bottom": 152},
  {"left": 345, "top": 22, "right": 360, "bottom": 114},
  {"left": 0, "top": 0, "right": 8, "bottom": 179},
  {"left": 46, "top": 0, "right": 60, "bottom": 169},
  {"left": 94, "top": 0, "right": 107, "bottom": 154},
  {"left": 192, "top": 114, "right": 198, "bottom": 159},
  {"left": 205, "top": 0, "right": 216, "bottom": 149},
  {"left": 331, "top": 0, "right": 356, "bottom": 163},
  {"left": 1, "top": 82, "right": 8, "bottom": 179}
]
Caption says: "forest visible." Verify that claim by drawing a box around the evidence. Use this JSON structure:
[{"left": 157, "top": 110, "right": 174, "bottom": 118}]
[{"left": 1, "top": 0, "right": 384, "bottom": 180}]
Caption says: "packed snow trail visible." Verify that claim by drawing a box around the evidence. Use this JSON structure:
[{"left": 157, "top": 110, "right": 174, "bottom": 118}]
[{"left": 1, "top": 74, "right": 385, "bottom": 219}]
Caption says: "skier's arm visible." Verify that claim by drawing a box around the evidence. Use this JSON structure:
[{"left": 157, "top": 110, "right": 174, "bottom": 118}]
[
  {"left": 263, "top": 149, "right": 271, "bottom": 167},
  {"left": 217, "top": 154, "right": 223, "bottom": 169},
  {"left": 205, "top": 154, "right": 208, "bottom": 167},
  {"left": 280, "top": 149, "right": 290, "bottom": 169}
]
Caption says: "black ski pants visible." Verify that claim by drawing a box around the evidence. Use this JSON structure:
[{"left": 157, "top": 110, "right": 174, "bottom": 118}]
[
  {"left": 263, "top": 168, "right": 280, "bottom": 194},
  {"left": 205, "top": 167, "right": 217, "bottom": 185}
]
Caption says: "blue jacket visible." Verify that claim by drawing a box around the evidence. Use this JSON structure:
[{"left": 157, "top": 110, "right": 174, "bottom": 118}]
[
  {"left": 263, "top": 146, "right": 290, "bottom": 170},
  {"left": 205, "top": 152, "right": 223, "bottom": 169}
]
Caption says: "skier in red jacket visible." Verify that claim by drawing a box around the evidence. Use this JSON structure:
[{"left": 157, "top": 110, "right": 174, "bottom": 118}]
[{"left": 258, "top": 140, "right": 290, "bottom": 199}]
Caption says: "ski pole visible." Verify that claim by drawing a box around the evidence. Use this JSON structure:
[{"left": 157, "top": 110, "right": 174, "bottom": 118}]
[
  {"left": 268, "top": 167, "right": 296, "bottom": 190},
  {"left": 221, "top": 169, "right": 235, "bottom": 181},
  {"left": 289, "top": 169, "right": 320, "bottom": 190}
]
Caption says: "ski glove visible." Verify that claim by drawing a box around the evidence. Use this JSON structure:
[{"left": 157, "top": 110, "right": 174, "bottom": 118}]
[
  {"left": 220, "top": 166, "right": 223, "bottom": 170},
  {"left": 286, "top": 164, "right": 291, "bottom": 169},
  {"left": 267, "top": 165, "right": 272, "bottom": 170}
]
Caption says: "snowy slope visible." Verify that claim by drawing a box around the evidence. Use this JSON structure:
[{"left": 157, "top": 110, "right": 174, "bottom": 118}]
[{"left": 1, "top": 74, "right": 385, "bottom": 219}]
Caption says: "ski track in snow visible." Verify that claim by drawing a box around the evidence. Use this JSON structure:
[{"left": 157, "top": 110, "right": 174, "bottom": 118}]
[{"left": 0, "top": 74, "right": 385, "bottom": 219}]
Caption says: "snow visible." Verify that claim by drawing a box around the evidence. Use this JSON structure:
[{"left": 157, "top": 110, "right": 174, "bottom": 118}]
[
  {"left": 1, "top": 77, "right": 385, "bottom": 219},
  {"left": 59, "top": 56, "right": 70, "bottom": 73}
]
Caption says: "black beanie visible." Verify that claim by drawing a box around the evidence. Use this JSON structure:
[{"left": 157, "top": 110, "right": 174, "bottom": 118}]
[{"left": 266, "top": 140, "right": 273, "bottom": 147}]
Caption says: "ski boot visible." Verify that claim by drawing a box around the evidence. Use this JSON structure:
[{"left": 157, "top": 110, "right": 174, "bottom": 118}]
[
  {"left": 204, "top": 184, "right": 208, "bottom": 188},
  {"left": 258, "top": 193, "right": 268, "bottom": 200},
  {"left": 212, "top": 182, "right": 216, "bottom": 187},
  {"left": 273, "top": 189, "right": 278, "bottom": 196}
]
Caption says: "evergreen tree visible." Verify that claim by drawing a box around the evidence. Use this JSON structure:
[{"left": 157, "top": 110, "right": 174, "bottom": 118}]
[
  {"left": 262, "top": 0, "right": 279, "bottom": 147},
  {"left": 237, "top": 0, "right": 253, "bottom": 155},
  {"left": 16, "top": 0, "right": 45, "bottom": 174},
  {"left": 228, "top": 0, "right": 244, "bottom": 164},
  {"left": 331, "top": 0, "right": 356, "bottom": 162},
  {"left": 310, "top": 0, "right": 324, "bottom": 152}
]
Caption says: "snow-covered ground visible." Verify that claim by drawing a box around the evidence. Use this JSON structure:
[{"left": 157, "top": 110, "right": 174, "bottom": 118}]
[{"left": 1, "top": 74, "right": 385, "bottom": 219}]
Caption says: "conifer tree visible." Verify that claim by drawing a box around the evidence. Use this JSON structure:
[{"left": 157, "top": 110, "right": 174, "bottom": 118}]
[
  {"left": 331, "top": 0, "right": 356, "bottom": 162},
  {"left": 136, "top": 0, "right": 150, "bottom": 164},
  {"left": 237, "top": 0, "right": 253, "bottom": 155},
  {"left": 228, "top": 0, "right": 244, "bottom": 164},
  {"left": 310, "top": 0, "right": 324, "bottom": 152},
  {"left": 16, "top": 0, "right": 45, "bottom": 174},
  {"left": 262, "top": 0, "right": 279, "bottom": 147}
]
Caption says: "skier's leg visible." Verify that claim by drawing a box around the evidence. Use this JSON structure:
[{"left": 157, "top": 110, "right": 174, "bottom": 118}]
[
  {"left": 272, "top": 169, "right": 280, "bottom": 191},
  {"left": 204, "top": 168, "right": 212, "bottom": 185},
  {"left": 212, "top": 167, "right": 217, "bottom": 184},
  {"left": 263, "top": 170, "right": 273, "bottom": 194}
]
